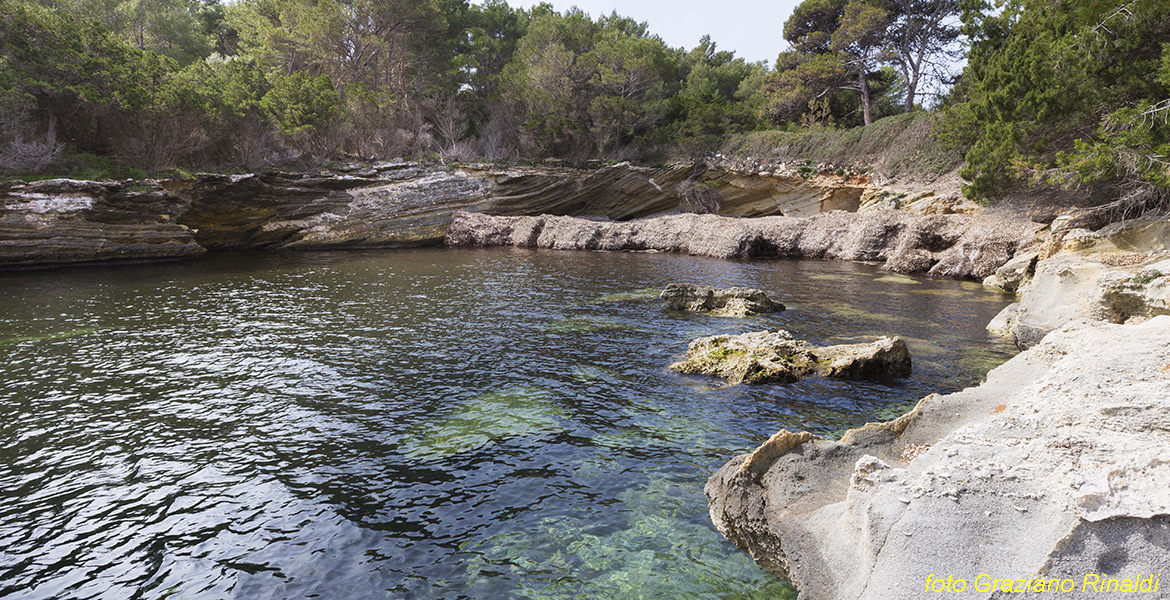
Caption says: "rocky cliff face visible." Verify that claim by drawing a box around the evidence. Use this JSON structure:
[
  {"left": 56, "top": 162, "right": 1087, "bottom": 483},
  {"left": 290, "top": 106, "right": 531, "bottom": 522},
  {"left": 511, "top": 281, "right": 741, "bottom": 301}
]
[
  {"left": 706, "top": 316, "right": 1170, "bottom": 600},
  {"left": 0, "top": 179, "right": 204, "bottom": 267},
  {"left": 1, "top": 162, "right": 881, "bottom": 267},
  {"left": 446, "top": 210, "right": 1041, "bottom": 280}
]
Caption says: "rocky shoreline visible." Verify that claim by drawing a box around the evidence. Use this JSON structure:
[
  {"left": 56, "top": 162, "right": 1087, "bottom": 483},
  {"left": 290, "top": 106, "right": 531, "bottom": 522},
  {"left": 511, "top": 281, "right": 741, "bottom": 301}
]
[
  {"left": 706, "top": 315, "right": 1170, "bottom": 599},
  {"left": 445, "top": 210, "right": 1040, "bottom": 281},
  {"left": 697, "top": 217, "right": 1170, "bottom": 598},
  {"left": 1, "top": 162, "right": 883, "bottom": 268},
  {"left": 5, "top": 163, "right": 1169, "bottom": 600}
]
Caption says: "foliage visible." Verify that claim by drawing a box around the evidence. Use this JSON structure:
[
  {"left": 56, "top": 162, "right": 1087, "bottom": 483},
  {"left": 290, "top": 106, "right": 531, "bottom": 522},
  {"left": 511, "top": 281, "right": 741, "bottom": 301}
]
[
  {"left": 677, "top": 179, "right": 722, "bottom": 213},
  {"left": 723, "top": 111, "right": 960, "bottom": 177},
  {"left": 760, "top": 0, "right": 959, "bottom": 128},
  {"left": 944, "top": 0, "right": 1170, "bottom": 201}
]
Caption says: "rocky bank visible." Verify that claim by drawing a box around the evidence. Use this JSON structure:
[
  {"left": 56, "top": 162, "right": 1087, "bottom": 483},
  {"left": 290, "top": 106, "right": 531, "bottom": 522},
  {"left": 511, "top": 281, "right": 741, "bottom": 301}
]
[
  {"left": 984, "top": 217, "right": 1170, "bottom": 348},
  {"left": 447, "top": 210, "right": 1041, "bottom": 280},
  {"left": 706, "top": 316, "right": 1170, "bottom": 599},
  {"left": 0, "top": 179, "right": 204, "bottom": 267},
  {"left": 1, "top": 162, "right": 881, "bottom": 268}
]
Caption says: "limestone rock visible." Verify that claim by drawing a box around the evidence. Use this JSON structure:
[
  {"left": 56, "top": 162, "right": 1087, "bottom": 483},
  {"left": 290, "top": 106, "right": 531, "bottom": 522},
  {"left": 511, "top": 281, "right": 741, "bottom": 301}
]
[
  {"left": 668, "top": 330, "right": 910, "bottom": 385},
  {"left": 983, "top": 250, "right": 1038, "bottom": 293},
  {"left": 1012, "top": 255, "right": 1170, "bottom": 348},
  {"left": 660, "top": 283, "right": 785, "bottom": 317},
  {"left": 812, "top": 336, "right": 912, "bottom": 379},
  {"left": 986, "top": 302, "right": 1019, "bottom": 338},
  {"left": 706, "top": 316, "right": 1170, "bottom": 600},
  {"left": 448, "top": 210, "right": 1041, "bottom": 281},
  {"left": 0, "top": 179, "right": 205, "bottom": 267}
]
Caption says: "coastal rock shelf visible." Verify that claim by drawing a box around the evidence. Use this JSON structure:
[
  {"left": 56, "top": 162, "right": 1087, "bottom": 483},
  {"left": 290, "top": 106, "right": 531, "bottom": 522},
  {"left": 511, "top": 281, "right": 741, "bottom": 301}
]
[
  {"left": 447, "top": 210, "right": 1040, "bottom": 280},
  {"left": 984, "top": 217, "right": 1170, "bottom": 348},
  {"left": 705, "top": 316, "right": 1170, "bottom": 599}
]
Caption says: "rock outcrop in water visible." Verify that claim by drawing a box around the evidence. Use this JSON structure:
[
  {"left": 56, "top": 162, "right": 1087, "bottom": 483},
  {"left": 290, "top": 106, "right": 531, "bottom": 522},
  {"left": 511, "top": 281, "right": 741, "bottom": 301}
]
[
  {"left": 660, "top": 284, "right": 786, "bottom": 317},
  {"left": 447, "top": 210, "right": 1041, "bottom": 280},
  {"left": 706, "top": 316, "right": 1170, "bottom": 599},
  {"left": 0, "top": 179, "right": 204, "bottom": 267},
  {"left": 669, "top": 330, "right": 911, "bottom": 384}
]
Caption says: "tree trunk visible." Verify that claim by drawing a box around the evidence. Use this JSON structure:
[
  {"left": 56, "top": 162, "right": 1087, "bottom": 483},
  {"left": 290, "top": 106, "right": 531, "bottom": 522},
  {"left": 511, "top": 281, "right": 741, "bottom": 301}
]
[
  {"left": 858, "top": 67, "right": 873, "bottom": 126},
  {"left": 903, "top": 74, "right": 918, "bottom": 112}
]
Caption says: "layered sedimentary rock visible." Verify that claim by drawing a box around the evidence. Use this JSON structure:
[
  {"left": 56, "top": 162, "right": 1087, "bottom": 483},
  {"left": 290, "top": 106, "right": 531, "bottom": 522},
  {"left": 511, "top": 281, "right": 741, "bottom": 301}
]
[
  {"left": 162, "top": 164, "right": 493, "bottom": 249},
  {"left": 0, "top": 179, "right": 204, "bottom": 267},
  {"left": 447, "top": 210, "right": 1041, "bottom": 280},
  {"left": 660, "top": 283, "right": 786, "bottom": 317},
  {"left": 670, "top": 330, "right": 911, "bottom": 384},
  {"left": 160, "top": 162, "right": 875, "bottom": 251},
  {"left": 706, "top": 316, "right": 1170, "bottom": 599},
  {"left": 984, "top": 218, "right": 1170, "bottom": 348},
  {"left": 2, "top": 162, "right": 890, "bottom": 267}
]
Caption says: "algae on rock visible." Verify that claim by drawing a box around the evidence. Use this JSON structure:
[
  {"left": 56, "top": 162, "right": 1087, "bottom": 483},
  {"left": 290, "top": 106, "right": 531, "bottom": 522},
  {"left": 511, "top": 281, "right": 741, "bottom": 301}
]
[
  {"left": 399, "top": 387, "right": 564, "bottom": 460},
  {"left": 669, "top": 330, "right": 910, "bottom": 385}
]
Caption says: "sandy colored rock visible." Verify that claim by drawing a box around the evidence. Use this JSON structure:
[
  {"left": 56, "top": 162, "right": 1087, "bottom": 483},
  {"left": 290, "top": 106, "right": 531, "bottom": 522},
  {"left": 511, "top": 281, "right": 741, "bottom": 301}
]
[
  {"left": 660, "top": 283, "right": 785, "bottom": 317},
  {"left": 706, "top": 316, "right": 1170, "bottom": 600},
  {"left": 669, "top": 330, "right": 910, "bottom": 384},
  {"left": 1012, "top": 253, "right": 1170, "bottom": 348},
  {"left": 448, "top": 210, "right": 1041, "bottom": 280}
]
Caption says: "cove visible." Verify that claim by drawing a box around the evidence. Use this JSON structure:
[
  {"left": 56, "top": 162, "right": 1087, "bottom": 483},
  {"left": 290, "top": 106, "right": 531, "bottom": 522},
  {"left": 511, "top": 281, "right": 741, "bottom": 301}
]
[{"left": 0, "top": 248, "right": 1016, "bottom": 599}]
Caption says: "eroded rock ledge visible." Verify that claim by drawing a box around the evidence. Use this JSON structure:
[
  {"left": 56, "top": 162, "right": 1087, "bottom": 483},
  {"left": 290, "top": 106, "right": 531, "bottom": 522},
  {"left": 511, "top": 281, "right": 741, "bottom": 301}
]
[
  {"left": 984, "top": 217, "right": 1170, "bottom": 348},
  {"left": 705, "top": 316, "right": 1170, "bottom": 599},
  {"left": 2, "top": 162, "right": 883, "bottom": 267},
  {"left": 447, "top": 210, "right": 1041, "bottom": 280}
]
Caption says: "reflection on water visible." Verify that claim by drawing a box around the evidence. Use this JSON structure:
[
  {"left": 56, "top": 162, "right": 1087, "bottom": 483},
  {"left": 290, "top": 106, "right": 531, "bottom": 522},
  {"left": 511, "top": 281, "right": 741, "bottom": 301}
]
[{"left": 0, "top": 249, "right": 1017, "bottom": 599}]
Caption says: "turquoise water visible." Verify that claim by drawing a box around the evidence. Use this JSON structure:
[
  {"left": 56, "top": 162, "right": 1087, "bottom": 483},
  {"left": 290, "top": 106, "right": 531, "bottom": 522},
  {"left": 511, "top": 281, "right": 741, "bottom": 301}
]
[{"left": 0, "top": 249, "right": 1016, "bottom": 599}]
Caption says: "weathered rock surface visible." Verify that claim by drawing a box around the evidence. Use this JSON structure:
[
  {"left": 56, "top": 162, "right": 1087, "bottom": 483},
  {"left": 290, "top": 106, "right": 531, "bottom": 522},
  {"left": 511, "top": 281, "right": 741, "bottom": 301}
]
[
  {"left": 660, "top": 283, "right": 785, "bottom": 317},
  {"left": 448, "top": 210, "right": 1041, "bottom": 280},
  {"left": 157, "top": 162, "right": 879, "bottom": 253},
  {"left": 706, "top": 316, "right": 1170, "bottom": 599},
  {"left": 0, "top": 179, "right": 204, "bottom": 267},
  {"left": 991, "top": 218, "right": 1170, "bottom": 348},
  {"left": 669, "top": 330, "right": 911, "bottom": 384}
]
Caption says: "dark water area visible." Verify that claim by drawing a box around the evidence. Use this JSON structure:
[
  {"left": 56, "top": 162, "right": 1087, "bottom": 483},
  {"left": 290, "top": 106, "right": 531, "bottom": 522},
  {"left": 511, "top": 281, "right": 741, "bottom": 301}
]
[{"left": 0, "top": 248, "right": 1017, "bottom": 599}]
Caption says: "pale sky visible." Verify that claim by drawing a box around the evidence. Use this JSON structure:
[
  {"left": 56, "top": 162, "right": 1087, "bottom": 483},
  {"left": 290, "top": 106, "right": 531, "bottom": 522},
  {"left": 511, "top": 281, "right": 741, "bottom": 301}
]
[{"left": 494, "top": 0, "right": 803, "bottom": 65}]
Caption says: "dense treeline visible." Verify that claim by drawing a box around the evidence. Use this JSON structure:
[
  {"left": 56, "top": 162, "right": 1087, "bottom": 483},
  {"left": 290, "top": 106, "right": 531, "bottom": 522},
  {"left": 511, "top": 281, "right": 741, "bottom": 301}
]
[
  {"left": 0, "top": 0, "right": 1166, "bottom": 206},
  {"left": 943, "top": 0, "right": 1170, "bottom": 206}
]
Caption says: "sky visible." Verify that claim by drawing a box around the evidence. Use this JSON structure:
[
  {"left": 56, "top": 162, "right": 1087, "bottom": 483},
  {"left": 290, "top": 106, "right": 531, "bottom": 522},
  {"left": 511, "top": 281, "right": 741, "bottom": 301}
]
[{"left": 492, "top": 0, "right": 804, "bottom": 65}]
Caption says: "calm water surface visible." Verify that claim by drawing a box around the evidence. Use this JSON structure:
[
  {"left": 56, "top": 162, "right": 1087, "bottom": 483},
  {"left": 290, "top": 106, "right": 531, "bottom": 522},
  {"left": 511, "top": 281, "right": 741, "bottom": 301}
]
[{"left": 0, "top": 249, "right": 1017, "bottom": 600}]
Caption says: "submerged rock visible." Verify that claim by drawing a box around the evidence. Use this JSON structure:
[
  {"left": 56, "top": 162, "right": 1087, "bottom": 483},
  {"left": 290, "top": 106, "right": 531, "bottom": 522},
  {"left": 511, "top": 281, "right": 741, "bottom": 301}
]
[
  {"left": 705, "top": 316, "right": 1170, "bottom": 599},
  {"left": 660, "top": 283, "right": 785, "bottom": 317},
  {"left": 669, "top": 330, "right": 910, "bottom": 384}
]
